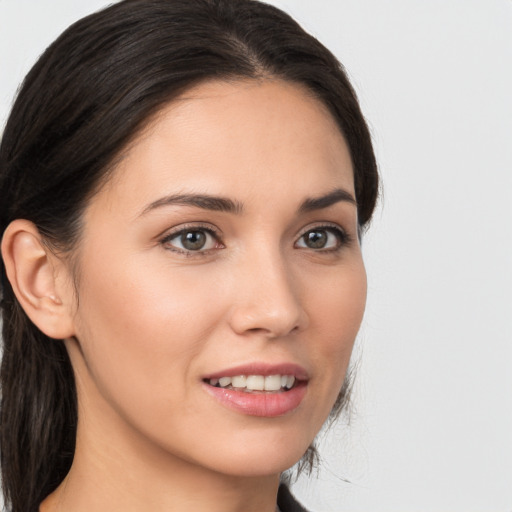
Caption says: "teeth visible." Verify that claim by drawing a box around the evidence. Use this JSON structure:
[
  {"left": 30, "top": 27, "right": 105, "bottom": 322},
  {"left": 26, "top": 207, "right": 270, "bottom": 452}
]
[
  {"left": 231, "top": 375, "right": 247, "bottom": 388},
  {"left": 218, "top": 377, "right": 231, "bottom": 387},
  {"left": 264, "top": 375, "right": 282, "bottom": 391},
  {"left": 209, "top": 374, "right": 297, "bottom": 392},
  {"left": 246, "top": 375, "right": 265, "bottom": 390}
]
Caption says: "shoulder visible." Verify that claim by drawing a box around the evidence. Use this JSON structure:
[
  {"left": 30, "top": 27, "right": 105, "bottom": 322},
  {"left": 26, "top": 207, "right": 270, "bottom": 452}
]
[{"left": 277, "top": 484, "right": 310, "bottom": 512}]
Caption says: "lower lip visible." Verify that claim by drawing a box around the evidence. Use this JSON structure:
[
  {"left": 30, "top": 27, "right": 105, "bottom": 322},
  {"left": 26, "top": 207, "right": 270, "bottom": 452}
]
[{"left": 203, "top": 382, "right": 307, "bottom": 417}]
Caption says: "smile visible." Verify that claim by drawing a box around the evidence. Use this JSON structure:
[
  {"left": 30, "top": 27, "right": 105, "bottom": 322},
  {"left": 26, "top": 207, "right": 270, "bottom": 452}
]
[
  {"left": 202, "top": 364, "right": 308, "bottom": 417},
  {"left": 206, "top": 374, "right": 296, "bottom": 392}
]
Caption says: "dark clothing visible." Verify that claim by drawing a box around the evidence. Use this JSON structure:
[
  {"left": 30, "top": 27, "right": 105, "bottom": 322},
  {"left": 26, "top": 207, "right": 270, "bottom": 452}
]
[{"left": 277, "top": 484, "right": 309, "bottom": 512}]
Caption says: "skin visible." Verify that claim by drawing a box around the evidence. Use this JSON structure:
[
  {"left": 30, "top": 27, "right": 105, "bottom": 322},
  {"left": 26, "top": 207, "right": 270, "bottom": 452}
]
[{"left": 25, "top": 79, "right": 366, "bottom": 511}]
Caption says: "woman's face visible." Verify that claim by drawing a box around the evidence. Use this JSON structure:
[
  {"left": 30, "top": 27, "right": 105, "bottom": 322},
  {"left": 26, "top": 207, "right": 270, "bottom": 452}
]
[{"left": 65, "top": 79, "right": 367, "bottom": 477}]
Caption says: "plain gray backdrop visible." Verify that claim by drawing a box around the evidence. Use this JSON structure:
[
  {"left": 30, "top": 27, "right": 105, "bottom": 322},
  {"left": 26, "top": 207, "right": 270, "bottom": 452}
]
[{"left": 1, "top": 1, "right": 511, "bottom": 510}]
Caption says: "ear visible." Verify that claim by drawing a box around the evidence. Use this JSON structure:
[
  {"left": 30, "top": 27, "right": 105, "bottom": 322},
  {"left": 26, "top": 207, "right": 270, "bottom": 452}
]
[{"left": 1, "top": 219, "right": 76, "bottom": 339}]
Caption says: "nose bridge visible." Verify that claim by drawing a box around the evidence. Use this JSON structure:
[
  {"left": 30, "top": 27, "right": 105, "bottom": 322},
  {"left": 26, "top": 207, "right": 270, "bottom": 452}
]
[{"left": 228, "top": 243, "right": 308, "bottom": 337}]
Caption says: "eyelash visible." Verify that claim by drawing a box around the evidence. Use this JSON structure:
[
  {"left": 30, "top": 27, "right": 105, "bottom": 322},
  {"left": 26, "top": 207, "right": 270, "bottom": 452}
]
[
  {"left": 159, "top": 223, "right": 352, "bottom": 256},
  {"left": 296, "top": 223, "right": 352, "bottom": 253},
  {"left": 160, "top": 223, "right": 223, "bottom": 256}
]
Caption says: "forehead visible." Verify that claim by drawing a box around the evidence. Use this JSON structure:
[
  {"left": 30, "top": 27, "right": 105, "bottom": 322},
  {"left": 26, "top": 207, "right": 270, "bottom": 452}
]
[{"left": 91, "top": 79, "right": 354, "bottom": 217}]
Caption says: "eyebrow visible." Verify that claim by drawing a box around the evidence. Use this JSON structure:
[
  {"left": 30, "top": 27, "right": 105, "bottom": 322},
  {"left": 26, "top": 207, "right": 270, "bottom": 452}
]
[
  {"left": 140, "top": 193, "right": 244, "bottom": 216},
  {"left": 139, "top": 187, "right": 356, "bottom": 217},
  {"left": 298, "top": 188, "right": 356, "bottom": 213}
]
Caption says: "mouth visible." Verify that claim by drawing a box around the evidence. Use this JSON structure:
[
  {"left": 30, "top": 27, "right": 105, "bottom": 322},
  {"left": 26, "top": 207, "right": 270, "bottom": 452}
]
[
  {"left": 204, "top": 374, "right": 297, "bottom": 393},
  {"left": 202, "top": 364, "right": 308, "bottom": 417}
]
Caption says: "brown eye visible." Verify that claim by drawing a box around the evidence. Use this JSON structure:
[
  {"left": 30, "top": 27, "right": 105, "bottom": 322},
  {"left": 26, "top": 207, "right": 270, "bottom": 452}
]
[
  {"left": 295, "top": 227, "right": 346, "bottom": 250},
  {"left": 163, "top": 228, "right": 219, "bottom": 253},
  {"left": 181, "top": 230, "right": 207, "bottom": 250},
  {"left": 303, "top": 230, "right": 328, "bottom": 249}
]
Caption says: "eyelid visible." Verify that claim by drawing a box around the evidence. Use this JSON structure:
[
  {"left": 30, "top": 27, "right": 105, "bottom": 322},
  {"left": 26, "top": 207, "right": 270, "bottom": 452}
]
[{"left": 296, "top": 221, "right": 348, "bottom": 238}]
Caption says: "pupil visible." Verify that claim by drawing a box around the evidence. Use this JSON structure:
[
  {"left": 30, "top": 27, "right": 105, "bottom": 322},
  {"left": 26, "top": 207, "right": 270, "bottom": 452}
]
[
  {"left": 182, "top": 231, "right": 206, "bottom": 250},
  {"left": 306, "top": 230, "right": 327, "bottom": 248}
]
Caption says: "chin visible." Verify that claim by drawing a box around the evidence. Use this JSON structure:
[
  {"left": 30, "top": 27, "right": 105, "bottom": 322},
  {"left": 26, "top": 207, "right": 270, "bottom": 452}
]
[{"left": 190, "top": 428, "right": 315, "bottom": 478}]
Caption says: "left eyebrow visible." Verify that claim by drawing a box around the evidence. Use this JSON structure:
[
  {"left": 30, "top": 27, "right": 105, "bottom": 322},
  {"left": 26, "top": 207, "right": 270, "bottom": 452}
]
[{"left": 298, "top": 188, "right": 356, "bottom": 213}]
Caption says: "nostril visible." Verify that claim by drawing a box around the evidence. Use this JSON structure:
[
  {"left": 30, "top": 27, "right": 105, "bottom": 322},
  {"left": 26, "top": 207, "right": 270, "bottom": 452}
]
[{"left": 229, "top": 309, "right": 306, "bottom": 339}]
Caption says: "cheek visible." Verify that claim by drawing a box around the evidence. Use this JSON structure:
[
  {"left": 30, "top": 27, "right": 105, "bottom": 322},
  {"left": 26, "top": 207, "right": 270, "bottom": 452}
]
[
  {"left": 306, "top": 259, "right": 367, "bottom": 390},
  {"left": 71, "top": 254, "right": 222, "bottom": 407},
  {"left": 77, "top": 249, "right": 215, "bottom": 333}
]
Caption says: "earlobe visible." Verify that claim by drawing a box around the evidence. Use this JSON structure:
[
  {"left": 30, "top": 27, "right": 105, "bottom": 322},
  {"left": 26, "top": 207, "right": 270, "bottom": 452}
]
[{"left": 1, "top": 219, "right": 76, "bottom": 339}]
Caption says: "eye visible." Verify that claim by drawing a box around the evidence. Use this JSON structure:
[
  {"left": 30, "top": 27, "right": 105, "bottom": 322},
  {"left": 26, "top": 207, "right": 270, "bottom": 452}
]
[
  {"left": 295, "top": 226, "right": 347, "bottom": 251},
  {"left": 161, "top": 227, "right": 221, "bottom": 253}
]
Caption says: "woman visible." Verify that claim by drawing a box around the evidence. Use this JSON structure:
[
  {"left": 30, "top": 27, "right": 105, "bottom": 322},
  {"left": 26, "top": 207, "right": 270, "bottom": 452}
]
[{"left": 0, "top": 0, "right": 378, "bottom": 510}]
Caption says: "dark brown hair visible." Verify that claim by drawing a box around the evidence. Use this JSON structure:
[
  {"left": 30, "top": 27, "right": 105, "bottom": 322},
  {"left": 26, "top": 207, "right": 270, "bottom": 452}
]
[{"left": 0, "top": 0, "right": 378, "bottom": 510}]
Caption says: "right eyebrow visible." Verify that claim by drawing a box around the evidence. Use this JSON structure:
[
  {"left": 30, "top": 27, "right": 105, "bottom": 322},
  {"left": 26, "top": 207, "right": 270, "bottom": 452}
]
[{"left": 138, "top": 193, "right": 244, "bottom": 217}]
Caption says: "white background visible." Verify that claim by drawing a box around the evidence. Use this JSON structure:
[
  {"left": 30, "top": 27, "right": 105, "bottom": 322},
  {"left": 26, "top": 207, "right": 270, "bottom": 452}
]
[{"left": 1, "top": 1, "right": 511, "bottom": 511}]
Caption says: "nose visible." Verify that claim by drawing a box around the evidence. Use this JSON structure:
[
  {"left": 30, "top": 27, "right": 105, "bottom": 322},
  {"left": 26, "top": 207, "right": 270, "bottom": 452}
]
[{"left": 227, "top": 249, "right": 309, "bottom": 338}]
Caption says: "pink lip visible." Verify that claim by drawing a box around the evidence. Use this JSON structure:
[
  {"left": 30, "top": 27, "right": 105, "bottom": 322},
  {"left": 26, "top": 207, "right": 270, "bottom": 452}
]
[
  {"left": 202, "top": 362, "right": 309, "bottom": 418},
  {"left": 203, "top": 383, "right": 307, "bottom": 417}
]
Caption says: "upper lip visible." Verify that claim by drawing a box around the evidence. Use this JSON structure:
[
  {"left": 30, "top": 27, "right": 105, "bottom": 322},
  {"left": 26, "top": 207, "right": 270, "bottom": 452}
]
[{"left": 203, "top": 362, "right": 309, "bottom": 381}]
